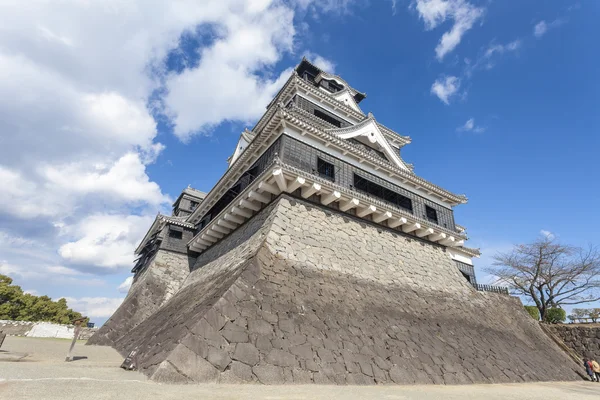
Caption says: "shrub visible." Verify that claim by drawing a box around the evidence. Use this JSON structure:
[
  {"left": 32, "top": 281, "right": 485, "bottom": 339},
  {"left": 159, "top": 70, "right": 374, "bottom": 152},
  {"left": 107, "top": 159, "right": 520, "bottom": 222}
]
[
  {"left": 524, "top": 305, "right": 540, "bottom": 321},
  {"left": 544, "top": 308, "right": 566, "bottom": 324}
]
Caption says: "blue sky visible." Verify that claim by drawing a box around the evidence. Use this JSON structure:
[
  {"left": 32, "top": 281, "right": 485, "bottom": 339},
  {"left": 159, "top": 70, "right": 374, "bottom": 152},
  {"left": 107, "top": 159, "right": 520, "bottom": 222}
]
[{"left": 0, "top": 1, "right": 597, "bottom": 324}]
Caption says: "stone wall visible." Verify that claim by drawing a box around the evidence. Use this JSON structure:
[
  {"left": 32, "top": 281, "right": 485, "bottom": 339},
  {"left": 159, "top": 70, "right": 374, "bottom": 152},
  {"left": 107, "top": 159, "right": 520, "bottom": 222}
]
[
  {"left": 87, "top": 250, "right": 193, "bottom": 346},
  {"left": 547, "top": 324, "right": 600, "bottom": 359},
  {"left": 102, "top": 196, "right": 580, "bottom": 384},
  {"left": 0, "top": 320, "right": 96, "bottom": 340}
]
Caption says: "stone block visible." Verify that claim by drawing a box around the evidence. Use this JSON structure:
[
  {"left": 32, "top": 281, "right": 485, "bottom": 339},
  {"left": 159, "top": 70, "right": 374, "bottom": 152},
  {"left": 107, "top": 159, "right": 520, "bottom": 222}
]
[
  {"left": 207, "top": 346, "right": 231, "bottom": 371},
  {"left": 248, "top": 319, "right": 273, "bottom": 335},
  {"left": 232, "top": 343, "right": 260, "bottom": 366},
  {"left": 167, "top": 344, "right": 219, "bottom": 382},
  {"left": 292, "top": 368, "right": 313, "bottom": 384},
  {"left": 253, "top": 365, "right": 284, "bottom": 384},
  {"left": 222, "top": 329, "right": 249, "bottom": 343},
  {"left": 289, "top": 343, "right": 313, "bottom": 360},
  {"left": 266, "top": 349, "right": 297, "bottom": 367},
  {"left": 231, "top": 361, "right": 253, "bottom": 381}
]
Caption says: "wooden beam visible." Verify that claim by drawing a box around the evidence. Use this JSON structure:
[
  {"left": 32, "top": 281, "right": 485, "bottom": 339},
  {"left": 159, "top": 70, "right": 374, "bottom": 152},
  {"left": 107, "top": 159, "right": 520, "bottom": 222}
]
[
  {"left": 415, "top": 227, "right": 434, "bottom": 238},
  {"left": 429, "top": 232, "right": 446, "bottom": 242},
  {"left": 340, "top": 198, "right": 359, "bottom": 212},
  {"left": 248, "top": 190, "right": 270, "bottom": 204},
  {"left": 212, "top": 225, "right": 230, "bottom": 235},
  {"left": 224, "top": 213, "right": 244, "bottom": 224},
  {"left": 201, "top": 233, "right": 217, "bottom": 243},
  {"left": 204, "top": 229, "right": 223, "bottom": 239},
  {"left": 287, "top": 176, "right": 306, "bottom": 193},
  {"left": 195, "top": 237, "right": 212, "bottom": 247},
  {"left": 402, "top": 222, "right": 420, "bottom": 233},
  {"left": 190, "top": 243, "right": 206, "bottom": 252},
  {"left": 239, "top": 199, "right": 260, "bottom": 212},
  {"left": 357, "top": 205, "right": 376, "bottom": 218},
  {"left": 321, "top": 191, "right": 341, "bottom": 206},
  {"left": 258, "top": 181, "right": 280, "bottom": 195},
  {"left": 373, "top": 211, "right": 392, "bottom": 224},
  {"left": 231, "top": 206, "right": 252, "bottom": 218},
  {"left": 272, "top": 169, "right": 287, "bottom": 192},
  {"left": 301, "top": 183, "right": 321, "bottom": 199},
  {"left": 388, "top": 217, "right": 407, "bottom": 228},
  {"left": 440, "top": 236, "right": 456, "bottom": 246}
]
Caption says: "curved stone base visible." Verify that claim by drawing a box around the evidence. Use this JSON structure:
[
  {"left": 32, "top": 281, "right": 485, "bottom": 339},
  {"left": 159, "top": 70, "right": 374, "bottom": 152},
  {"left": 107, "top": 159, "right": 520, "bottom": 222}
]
[
  {"left": 103, "top": 196, "right": 581, "bottom": 384},
  {"left": 87, "top": 250, "right": 192, "bottom": 346}
]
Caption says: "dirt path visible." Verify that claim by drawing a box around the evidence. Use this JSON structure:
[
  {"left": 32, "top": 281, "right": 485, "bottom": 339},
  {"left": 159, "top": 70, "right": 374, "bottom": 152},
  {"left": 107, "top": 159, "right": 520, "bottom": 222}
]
[{"left": 1, "top": 337, "right": 598, "bottom": 400}]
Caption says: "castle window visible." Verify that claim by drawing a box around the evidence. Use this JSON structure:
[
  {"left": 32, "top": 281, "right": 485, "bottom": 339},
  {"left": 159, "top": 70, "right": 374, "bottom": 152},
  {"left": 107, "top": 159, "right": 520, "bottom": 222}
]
[
  {"left": 353, "top": 174, "right": 413, "bottom": 213},
  {"left": 168, "top": 229, "right": 183, "bottom": 240},
  {"left": 460, "top": 271, "right": 472, "bottom": 284},
  {"left": 190, "top": 200, "right": 199, "bottom": 211},
  {"left": 425, "top": 205, "right": 438, "bottom": 224},
  {"left": 313, "top": 109, "right": 341, "bottom": 127},
  {"left": 324, "top": 80, "right": 343, "bottom": 93},
  {"left": 317, "top": 158, "right": 335, "bottom": 181},
  {"left": 303, "top": 71, "right": 316, "bottom": 83}
]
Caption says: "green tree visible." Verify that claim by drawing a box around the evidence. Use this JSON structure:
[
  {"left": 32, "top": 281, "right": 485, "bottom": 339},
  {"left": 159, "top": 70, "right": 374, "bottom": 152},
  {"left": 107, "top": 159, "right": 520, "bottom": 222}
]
[
  {"left": 544, "top": 308, "right": 566, "bottom": 324},
  {"left": 0, "top": 274, "right": 85, "bottom": 323},
  {"left": 524, "top": 305, "right": 540, "bottom": 320}
]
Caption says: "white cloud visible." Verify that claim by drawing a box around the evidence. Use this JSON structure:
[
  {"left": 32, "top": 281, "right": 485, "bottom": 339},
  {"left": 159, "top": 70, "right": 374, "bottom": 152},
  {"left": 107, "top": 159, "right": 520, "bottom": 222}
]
[
  {"left": 0, "top": 0, "right": 352, "bottom": 319},
  {"left": 533, "top": 19, "right": 565, "bottom": 38},
  {"left": 457, "top": 117, "right": 485, "bottom": 133},
  {"left": 534, "top": 21, "right": 548, "bottom": 38},
  {"left": 64, "top": 297, "right": 125, "bottom": 319},
  {"left": 0, "top": 153, "right": 169, "bottom": 220},
  {"left": 0, "top": 261, "right": 105, "bottom": 286},
  {"left": 42, "top": 153, "right": 170, "bottom": 208},
  {"left": 46, "top": 266, "right": 84, "bottom": 276},
  {"left": 162, "top": 3, "right": 297, "bottom": 140},
  {"left": 412, "top": 0, "right": 484, "bottom": 60},
  {"left": 58, "top": 214, "right": 154, "bottom": 270},
  {"left": 303, "top": 52, "right": 336, "bottom": 73},
  {"left": 540, "top": 229, "right": 555, "bottom": 240},
  {"left": 462, "top": 39, "right": 521, "bottom": 80},
  {"left": 118, "top": 276, "right": 134, "bottom": 293},
  {"left": 431, "top": 75, "right": 460, "bottom": 104}
]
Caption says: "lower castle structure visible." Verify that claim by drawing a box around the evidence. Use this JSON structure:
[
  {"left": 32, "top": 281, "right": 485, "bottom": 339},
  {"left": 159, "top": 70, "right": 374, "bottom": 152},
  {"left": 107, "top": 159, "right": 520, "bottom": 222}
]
[{"left": 89, "top": 59, "right": 581, "bottom": 384}]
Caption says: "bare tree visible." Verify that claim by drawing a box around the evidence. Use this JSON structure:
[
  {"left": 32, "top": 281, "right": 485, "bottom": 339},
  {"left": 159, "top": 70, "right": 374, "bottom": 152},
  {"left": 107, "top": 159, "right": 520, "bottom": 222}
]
[{"left": 486, "top": 236, "right": 600, "bottom": 321}]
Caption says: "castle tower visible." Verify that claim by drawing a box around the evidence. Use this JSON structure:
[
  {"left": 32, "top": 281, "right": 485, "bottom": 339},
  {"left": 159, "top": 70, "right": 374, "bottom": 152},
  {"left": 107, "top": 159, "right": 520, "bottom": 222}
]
[
  {"left": 89, "top": 59, "right": 580, "bottom": 385},
  {"left": 185, "top": 58, "right": 481, "bottom": 284}
]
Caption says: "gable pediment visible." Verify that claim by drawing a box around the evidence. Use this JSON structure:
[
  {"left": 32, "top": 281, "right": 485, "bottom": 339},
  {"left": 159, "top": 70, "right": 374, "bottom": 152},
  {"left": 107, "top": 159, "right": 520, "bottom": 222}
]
[
  {"left": 331, "top": 90, "right": 363, "bottom": 113},
  {"left": 325, "top": 117, "right": 409, "bottom": 171}
]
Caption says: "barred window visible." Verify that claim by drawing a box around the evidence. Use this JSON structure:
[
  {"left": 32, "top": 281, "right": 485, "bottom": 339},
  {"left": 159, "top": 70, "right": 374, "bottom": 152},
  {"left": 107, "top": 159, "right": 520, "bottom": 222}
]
[
  {"left": 425, "top": 205, "right": 438, "bottom": 224},
  {"left": 317, "top": 158, "right": 335, "bottom": 181},
  {"left": 353, "top": 174, "right": 413, "bottom": 212},
  {"left": 313, "top": 109, "right": 341, "bottom": 127},
  {"left": 190, "top": 200, "right": 199, "bottom": 211},
  {"left": 168, "top": 229, "right": 183, "bottom": 240},
  {"left": 324, "top": 80, "right": 343, "bottom": 93}
]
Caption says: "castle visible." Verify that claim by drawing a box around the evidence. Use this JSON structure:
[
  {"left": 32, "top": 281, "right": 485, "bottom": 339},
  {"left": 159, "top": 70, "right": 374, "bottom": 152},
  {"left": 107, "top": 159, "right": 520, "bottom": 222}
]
[{"left": 89, "top": 59, "right": 580, "bottom": 384}]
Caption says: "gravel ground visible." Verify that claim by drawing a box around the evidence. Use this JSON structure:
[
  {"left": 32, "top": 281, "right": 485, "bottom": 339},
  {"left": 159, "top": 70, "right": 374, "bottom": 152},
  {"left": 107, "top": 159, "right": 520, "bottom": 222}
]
[{"left": 1, "top": 336, "right": 598, "bottom": 400}]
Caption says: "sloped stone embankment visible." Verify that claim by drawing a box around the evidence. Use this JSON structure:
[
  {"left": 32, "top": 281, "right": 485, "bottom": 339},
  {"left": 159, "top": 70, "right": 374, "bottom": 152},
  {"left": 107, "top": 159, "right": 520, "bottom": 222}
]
[{"left": 95, "top": 196, "right": 581, "bottom": 384}]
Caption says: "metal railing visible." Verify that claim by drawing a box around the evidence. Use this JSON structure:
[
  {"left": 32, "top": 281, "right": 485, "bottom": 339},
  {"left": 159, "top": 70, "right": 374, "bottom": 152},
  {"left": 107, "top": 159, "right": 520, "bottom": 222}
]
[{"left": 472, "top": 283, "right": 509, "bottom": 295}]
